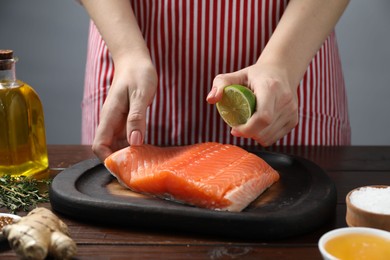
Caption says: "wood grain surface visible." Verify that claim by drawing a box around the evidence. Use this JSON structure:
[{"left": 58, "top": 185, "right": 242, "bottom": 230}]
[{"left": 1, "top": 145, "right": 390, "bottom": 259}]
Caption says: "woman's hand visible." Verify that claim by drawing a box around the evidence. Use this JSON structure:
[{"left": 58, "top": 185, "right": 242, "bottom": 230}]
[
  {"left": 207, "top": 62, "right": 299, "bottom": 146},
  {"left": 80, "top": 0, "right": 157, "bottom": 160},
  {"left": 207, "top": 0, "right": 349, "bottom": 146},
  {"left": 92, "top": 57, "right": 157, "bottom": 160}
]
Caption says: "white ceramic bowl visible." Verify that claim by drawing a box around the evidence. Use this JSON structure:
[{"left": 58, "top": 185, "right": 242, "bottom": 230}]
[{"left": 318, "top": 227, "right": 390, "bottom": 260}]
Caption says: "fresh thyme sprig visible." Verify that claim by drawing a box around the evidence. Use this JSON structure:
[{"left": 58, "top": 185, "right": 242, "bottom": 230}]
[{"left": 0, "top": 175, "right": 51, "bottom": 213}]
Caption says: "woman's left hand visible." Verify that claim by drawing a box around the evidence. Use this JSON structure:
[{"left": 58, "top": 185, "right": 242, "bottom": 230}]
[{"left": 206, "top": 62, "right": 299, "bottom": 146}]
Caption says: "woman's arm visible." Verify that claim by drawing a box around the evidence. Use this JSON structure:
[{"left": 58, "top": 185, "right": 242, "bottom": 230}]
[
  {"left": 80, "top": 0, "right": 149, "bottom": 62},
  {"left": 80, "top": 0, "right": 157, "bottom": 160},
  {"left": 208, "top": 0, "right": 350, "bottom": 146},
  {"left": 259, "top": 0, "right": 350, "bottom": 88}
]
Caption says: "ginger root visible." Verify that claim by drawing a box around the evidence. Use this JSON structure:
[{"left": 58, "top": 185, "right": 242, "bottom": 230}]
[{"left": 2, "top": 207, "right": 77, "bottom": 260}]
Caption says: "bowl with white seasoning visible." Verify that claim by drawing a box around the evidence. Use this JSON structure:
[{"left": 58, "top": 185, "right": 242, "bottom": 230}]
[{"left": 346, "top": 185, "right": 390, "bottom": 232}]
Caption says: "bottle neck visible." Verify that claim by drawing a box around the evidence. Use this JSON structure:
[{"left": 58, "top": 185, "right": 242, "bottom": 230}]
[{"left": 0, "top": 59, "right": 18, "bottom": 88}]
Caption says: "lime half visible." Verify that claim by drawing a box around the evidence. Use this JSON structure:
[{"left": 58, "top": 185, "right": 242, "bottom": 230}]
[{"left": 216, "top": 85, "right": 256, "bottom": 127}]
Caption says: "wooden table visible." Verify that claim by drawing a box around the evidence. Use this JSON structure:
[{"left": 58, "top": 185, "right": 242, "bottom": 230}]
[{"left": 1, "top": 145, "right": 390, "bottom": 259}]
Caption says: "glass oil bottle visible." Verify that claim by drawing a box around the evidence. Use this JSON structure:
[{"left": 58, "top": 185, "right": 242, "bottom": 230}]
[{"left": 0, "top": 50, "right": 48, "bottom": 177}]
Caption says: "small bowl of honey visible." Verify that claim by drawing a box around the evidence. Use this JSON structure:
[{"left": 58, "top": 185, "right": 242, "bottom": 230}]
[
  {"left": 346, "top": 185, "right": 390, "bottom": 231},
  {"left": 318, "top": 227, "right": 390, "bottom": 260}
]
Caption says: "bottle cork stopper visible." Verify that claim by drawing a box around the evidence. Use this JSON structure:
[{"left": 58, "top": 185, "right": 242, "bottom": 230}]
[
  {"left": 0, "top": 50, "right": 14, "bottom": 60},
  {"left": 0, "top": 50, "right": 14, "bottom": 70}
]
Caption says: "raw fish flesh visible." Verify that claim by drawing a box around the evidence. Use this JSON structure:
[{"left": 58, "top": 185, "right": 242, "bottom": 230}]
[{"left": 104, "top": 142, "right": 279, "bottom": 212}]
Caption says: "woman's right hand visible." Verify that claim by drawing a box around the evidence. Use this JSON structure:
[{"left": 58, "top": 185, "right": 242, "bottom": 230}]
[
  {"left": 92, "top": 55, "right": 158, "bottom": 161},
  {"left": 79, "top": 0, "right": 157, "bottom": 160}
]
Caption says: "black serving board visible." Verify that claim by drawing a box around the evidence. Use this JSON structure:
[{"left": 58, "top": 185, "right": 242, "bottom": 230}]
[{"left": 49, "top": 151, "right": 336, "bottom": 240}]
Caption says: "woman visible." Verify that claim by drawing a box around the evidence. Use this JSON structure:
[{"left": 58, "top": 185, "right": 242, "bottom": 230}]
[{"left": 80, "top": 0, "right": 351, "bottom": 160}]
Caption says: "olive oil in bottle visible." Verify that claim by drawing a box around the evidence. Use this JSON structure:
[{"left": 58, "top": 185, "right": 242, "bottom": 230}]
[{"left": 0, "top": 50, "right": 48, "bottom": 177}]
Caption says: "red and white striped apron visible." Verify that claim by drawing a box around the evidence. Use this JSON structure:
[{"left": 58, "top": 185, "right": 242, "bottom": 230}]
[{"left": 82, "top": 0, "right": 351, "bottom": 146}]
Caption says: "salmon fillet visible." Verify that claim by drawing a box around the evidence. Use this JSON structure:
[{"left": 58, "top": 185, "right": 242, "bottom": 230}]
[{"left": 104, "top": 142, "right": 280, "bottom": 212}]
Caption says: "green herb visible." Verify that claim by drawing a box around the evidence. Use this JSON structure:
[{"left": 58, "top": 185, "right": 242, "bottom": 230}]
[{"left": 0, "top": 175, "right": 51, "bottom": 213}]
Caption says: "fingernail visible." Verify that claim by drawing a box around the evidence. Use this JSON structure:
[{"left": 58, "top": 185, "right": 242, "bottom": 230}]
[
  {"left": 231, "top": 129, "right": 241, "bottom": 137},
  {"left": 207, "top": 87, "right": 217, "bottom": 100},
  {"left": 130, "top": 130, "right": 142, "bottom": 146}
]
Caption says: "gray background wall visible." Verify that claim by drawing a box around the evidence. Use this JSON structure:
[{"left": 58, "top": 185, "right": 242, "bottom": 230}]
[{"left": 1, "top": 0, "right": 389, "bottom": 145}]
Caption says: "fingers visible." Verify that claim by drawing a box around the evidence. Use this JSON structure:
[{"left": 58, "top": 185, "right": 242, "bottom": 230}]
[
  {"left": 231, "top": 78, "right": 279, "bottom": 139},
  {"left": 93, "top": 85, "right": 154, "bottom": 160},
  {"left": 126, "top": 89, "right": 152, "bottom": 146},
  {"left": 92, "top": 88, "right": 128, "bottom": 160},
  {"left": 232, "top": 106, "right": 298, "bottom": 146},
  {"left": 231, "top": 76, "right": 299, "bottom": 146},
  {"left": 206, "top": 69, "right": 248, "bottom": 104},
  {"left": 252, "top": 108, "right": 298, "bottom": 146},
  {"left": 92, "top": 144, "right": 112, "bottom": 162},
  {"left": 126, "top": 69, "right": 157, "bottom": 146},
  {"left": 93, "top": 138, "right": 128, "bottom": 162},
  {"left": 91, "top": 59, "right": 157, "bottom": 160}
]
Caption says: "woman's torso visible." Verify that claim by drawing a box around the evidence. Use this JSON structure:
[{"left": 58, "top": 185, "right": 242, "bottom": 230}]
[{"left": 82, "top": 0, "right": 351, "bottom": 146}]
